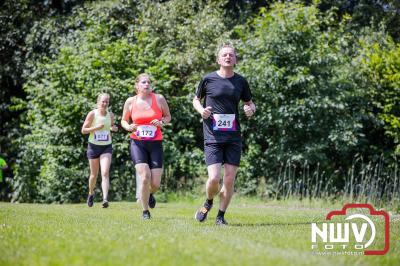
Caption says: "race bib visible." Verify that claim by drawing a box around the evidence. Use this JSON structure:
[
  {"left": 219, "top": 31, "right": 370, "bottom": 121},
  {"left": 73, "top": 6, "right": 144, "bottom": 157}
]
[
  {"left": 212, "top": 114, "right": 236, "bottom": 131},
  {"left": 136, "top": 125, "right": 157, "bottom": 140},
  {"left": 94, "top": 130, "right": 110, "bottom": 141}
]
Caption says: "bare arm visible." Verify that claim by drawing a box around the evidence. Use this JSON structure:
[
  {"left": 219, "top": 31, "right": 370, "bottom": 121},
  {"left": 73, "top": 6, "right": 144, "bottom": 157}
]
[
  {"left": 81, "top": 111, "right": 104, "bottom": 134},
  {"left": 110, "top": 112, "right": 118, "bottom": 132},
  {"left": 151, "top": 94, "right": 171, "bottom": 127},
  {"left": 159, "top": 95, "right": 171, "bottom": 124},
  {"left": 121, "top": 97, "right": 136, "bottom": 132}
]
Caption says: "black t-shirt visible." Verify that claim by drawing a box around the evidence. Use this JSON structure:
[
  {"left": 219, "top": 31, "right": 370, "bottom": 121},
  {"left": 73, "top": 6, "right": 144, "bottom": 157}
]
[{"left": 195, "top": 71, "right": 252, "bottom": 143}]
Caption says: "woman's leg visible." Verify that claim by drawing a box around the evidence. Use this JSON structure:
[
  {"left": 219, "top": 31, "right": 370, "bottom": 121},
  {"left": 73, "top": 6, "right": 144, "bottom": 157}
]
[
  {"left": 88, "top": 158, "right": 100, "bottom": 195},
  {"left": 136, "top": 173, "right": 142, "bottom": 202},
  {"left": 135, "top": 163, "right": 151, "bottom": 211},
  {"left": 150, "top": 168, "right": 162, "bottom": 194},
  {"left": 99, "top": 153, "right": 112, "bottom": 202}
]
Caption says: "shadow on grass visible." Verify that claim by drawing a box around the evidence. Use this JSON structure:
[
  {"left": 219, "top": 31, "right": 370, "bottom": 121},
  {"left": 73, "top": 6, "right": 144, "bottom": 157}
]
[{"left": 229, "top": 221, "right": 323, "bottom": 227}]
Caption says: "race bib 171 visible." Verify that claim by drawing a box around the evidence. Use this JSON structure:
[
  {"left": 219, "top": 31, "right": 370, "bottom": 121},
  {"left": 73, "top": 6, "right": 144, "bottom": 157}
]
[{"left": 94, "top": 130, "right": 110, "bottom": 141}]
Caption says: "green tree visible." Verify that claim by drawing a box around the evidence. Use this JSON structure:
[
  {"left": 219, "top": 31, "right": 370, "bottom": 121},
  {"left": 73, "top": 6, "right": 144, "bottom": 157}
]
[
  {"left": 357, "top": 37, "right": 400, "bottom": 154},
  {"left": 14, "top": 0, "right": 230, "bottom": 202},
  {"left": 1, "top": 0, "right": 87, "bottom": 200},
  {"left": 317, "top": 0, "right": 400, "bottom": 41},
  {"left": 235, "top": 2, "right": 371, "bottom": 193}
]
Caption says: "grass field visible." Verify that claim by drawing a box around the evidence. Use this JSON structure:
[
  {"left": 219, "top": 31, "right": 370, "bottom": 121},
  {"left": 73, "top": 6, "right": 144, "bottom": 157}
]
[{"left": 0, "top": 197, "right": 398, "bottom": 266}]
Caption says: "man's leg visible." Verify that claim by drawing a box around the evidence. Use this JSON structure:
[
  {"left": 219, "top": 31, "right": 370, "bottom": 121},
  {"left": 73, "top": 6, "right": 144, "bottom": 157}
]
[
  {"left": 219, "top": 163, "right": 237, "bottom": 211},
  {"left": 195, "top": 142, "right": 223, "bottom": 222},
  {"left": 216, "top": 142, "right": 241, "bottom": 225},
  {"left": 206, "top": 163, "right": 222, "bottom": 200},
  {"left": 195, "top": 163, "right": 222, "bottom": 222},
  {"left": 216, "top": 164, "right": 238, "bottom": 225}
]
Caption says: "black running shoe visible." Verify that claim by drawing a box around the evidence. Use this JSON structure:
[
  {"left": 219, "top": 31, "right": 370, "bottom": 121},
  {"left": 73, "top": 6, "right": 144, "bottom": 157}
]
[
  {"left": 195, "top": 202, "right": 212, "bottom": 222},
  {"left": 149, "top": 193, "right": 156, "bottom": 209},
  {"left": 87, "top": 193, "right": 95, "bottom": 207},
  {"left": 215, "top": 216, "right": 228, "bottom": 226},
  {"left": 102, "top": 200, "right": 109, "bottom": 208},
  {"left": 142, "top": 210, "right": 151, "bottom": 220}
]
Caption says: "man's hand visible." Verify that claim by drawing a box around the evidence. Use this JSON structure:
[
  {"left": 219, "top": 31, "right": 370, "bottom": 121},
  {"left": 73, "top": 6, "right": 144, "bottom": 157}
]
[
  {"left": 244, "top": 104, "right": 255, "bottom": 118},
  {"left": 202, "top": 106, "right": 212, "bottom": 119}
]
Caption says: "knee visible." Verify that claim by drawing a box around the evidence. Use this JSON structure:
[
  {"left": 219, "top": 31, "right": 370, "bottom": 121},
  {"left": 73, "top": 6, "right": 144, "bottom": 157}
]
[
  {"left": 208, "top": 175, "right": 220, "bottom": 186},
  {"left": 224, "top": 168, "right": 236, "bottom": 181},
  {"left": 141, "top": 174, "right": 151, "bottom": 186},
  {"left": 89, "top": 174, "right": 97, "bottom": 180},
  {"left": 152, "top": 182, "right": 160, "bottom": 190},
  {"left": 101, "top": 171, "right": 109, "bottom": 179},
  {"left": 224, "top": 175, "right": 235, "bottom": 188}
]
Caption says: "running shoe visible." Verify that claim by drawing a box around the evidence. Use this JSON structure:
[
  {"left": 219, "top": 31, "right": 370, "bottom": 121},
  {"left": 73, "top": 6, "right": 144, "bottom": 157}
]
[
  {"left": 215, "top": 216, "right": 228, "bottom": 226},
  {"left": 142, "top": 210, "right": 151, "bottom": 220},
  {"left": 102, "top": 200, "right": 109, "bottom": 208},
  {"left": 195, "top": 202, "right": 212, "bottom": 222},
  {"left": 149, "top": 193, "right": 156, "bottom": 209},
  {"left": 87, "top": 193, "right": 95, "bottom": 207}
]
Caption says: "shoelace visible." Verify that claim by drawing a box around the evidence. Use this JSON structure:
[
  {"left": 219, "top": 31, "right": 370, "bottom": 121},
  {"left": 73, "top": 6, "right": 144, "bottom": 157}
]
[{"left": 200, "top": 207, "right": 209, "bottom": 214}]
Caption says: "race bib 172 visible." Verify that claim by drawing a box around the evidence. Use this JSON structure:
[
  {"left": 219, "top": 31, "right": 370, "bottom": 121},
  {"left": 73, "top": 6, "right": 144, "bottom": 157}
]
[{"left": 136, "top": 125, "right": 157, "bottom": 140}]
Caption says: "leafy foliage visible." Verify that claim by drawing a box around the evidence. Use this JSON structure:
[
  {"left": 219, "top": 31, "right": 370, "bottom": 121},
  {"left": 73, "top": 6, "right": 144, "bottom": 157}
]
[
  {"left": 235, "top": 2, "right": 397, "bottom": 194},
  {"left": 357, "top": 39, "right": 400, "bottom": 154},
  {"left": 10, "top": 0, "right": 400, "bottom": 202},
  {"left": 14, "top": 0, "right": 229, "bottom": 202}
]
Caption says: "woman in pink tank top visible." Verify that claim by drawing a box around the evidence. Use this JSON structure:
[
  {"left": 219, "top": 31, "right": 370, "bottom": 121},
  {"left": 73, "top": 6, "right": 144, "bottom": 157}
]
[{"left": 121, "top": 73, "right": 171, "bottom": 220}]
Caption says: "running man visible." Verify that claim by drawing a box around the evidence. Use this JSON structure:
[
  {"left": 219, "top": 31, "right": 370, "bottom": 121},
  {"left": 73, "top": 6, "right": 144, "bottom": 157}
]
[
  {"left": 81, "top": 93, "right": 118, "bottom": 208},
  {"left": 121, "top": 73, "right": 171, "bottom": 220},
  {"left": 193, "top": 43, "right": 256, "bottom": 225}
]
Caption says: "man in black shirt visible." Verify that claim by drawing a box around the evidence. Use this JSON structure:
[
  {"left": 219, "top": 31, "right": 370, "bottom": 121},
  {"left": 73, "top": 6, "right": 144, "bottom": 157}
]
[{"left": 193, "top": 43, "right": 256, "bottom": 225}]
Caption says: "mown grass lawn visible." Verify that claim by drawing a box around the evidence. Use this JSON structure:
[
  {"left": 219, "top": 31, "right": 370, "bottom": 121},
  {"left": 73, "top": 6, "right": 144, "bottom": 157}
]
[{"left": 0, "top": 198, "right": 398, "bottom": 266}]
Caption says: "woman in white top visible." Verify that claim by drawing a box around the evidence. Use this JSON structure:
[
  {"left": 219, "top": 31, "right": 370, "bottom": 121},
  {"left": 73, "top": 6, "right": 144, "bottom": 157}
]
[{"left": 81, "top": 93, "right": 118, "bottom": 208}]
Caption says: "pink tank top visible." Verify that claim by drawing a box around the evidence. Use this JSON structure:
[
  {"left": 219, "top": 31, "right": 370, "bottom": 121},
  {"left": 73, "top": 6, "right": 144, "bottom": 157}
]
[{"left": 130, "top": 93, "right": 163, "bottom": 141}]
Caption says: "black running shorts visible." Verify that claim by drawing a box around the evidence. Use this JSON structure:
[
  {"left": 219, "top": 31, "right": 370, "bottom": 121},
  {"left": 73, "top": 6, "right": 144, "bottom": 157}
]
[
  {"left": 87, "top": 143, "right": 113, "bottom": 159},
  {"left": 129, "top": 139, "right": 163, "bottom": 169},
  {"left": 204, "top": 142, "right": 242, "bottom": 166}
]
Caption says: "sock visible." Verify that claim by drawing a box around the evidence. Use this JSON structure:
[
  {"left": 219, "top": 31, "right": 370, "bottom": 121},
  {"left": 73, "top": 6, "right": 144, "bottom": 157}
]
[
  {"left": 143, "top": 210, "right": 150, "bottom": 214},
  {"left": 206, "top": 198, "right": 213, "bottom": 206},
  {"left": 217, "top": 209, "right": 225, "bottom": 218}
]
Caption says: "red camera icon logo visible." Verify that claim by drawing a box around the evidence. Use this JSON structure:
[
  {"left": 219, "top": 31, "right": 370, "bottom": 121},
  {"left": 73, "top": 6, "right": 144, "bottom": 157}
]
[{"left": 311, "top": 203, "right": 390, "bottom": 255}]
